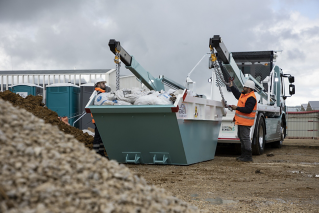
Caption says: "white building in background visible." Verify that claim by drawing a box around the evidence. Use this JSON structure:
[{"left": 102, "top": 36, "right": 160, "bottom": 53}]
[
  {"left": 105, "top": 69, "right": 143, "bottom": 91},
  {"left": 301, "top": 104, "right": 308, "bottom": 111},
  {"left": 307, "top": 101, "right": 319, "bottom": 111},
  {"left": 286, "top": 106, "right": 301, "bottom": 112}
]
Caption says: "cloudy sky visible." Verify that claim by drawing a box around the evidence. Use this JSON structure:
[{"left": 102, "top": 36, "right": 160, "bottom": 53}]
[{"left": 0, "top": 0, "right": 318, "bottom": 106}]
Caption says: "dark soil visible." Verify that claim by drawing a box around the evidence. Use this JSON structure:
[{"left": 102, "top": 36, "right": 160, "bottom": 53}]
[{"left": 0, "top": 90, "right": 94, "bottom": 149}]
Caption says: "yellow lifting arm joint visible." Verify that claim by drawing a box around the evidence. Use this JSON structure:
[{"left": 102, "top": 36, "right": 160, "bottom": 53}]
[
  {"left": 114, "top": 55, "right": 120, "bottom": 64},
  {"left": 211, "top": 53, "right": 217, "bottom": 62}
]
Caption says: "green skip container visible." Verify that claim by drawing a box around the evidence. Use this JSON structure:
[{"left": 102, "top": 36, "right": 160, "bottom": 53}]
[{"left": 86, "top": 90, "right": 226, "bottom": 165}]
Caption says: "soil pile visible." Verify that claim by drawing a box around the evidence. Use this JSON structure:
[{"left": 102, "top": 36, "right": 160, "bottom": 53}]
[
  {"left": 0, "top": 91, "right": 93, "bottom": 149},
  {"left": 0, "top": 98, "right": 197, "bottom": 212}
]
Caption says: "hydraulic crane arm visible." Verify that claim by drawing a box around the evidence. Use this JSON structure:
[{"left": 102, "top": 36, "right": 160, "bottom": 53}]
[
  {"left": 209, "top": 35, "right": 231, "bottom": 64},
  {"left": 108, "top": 39, "right": 165, "bottom": 91},
  {"left": 209, "top": 35, "right": 277, "bottom": 105},
  {"left": 109, "top": 39, "right": 186, "bottom": 91},
  {"left": 209, "top": 35, "right": 246, "bottom": 91}
]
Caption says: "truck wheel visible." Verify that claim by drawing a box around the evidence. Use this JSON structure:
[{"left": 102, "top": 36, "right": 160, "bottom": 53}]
[
  {"left": 252, "top": 113, "right": 266, "bottom": 155},
  {"left": 272, "top": 122, "right": 284, "bottom": 148}
]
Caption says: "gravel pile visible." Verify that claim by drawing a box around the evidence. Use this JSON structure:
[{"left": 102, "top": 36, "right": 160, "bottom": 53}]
[
  {"left": 0, "top": 91, "right": 94, "bottom": 150},
  {"left": 0, "top": 98, "right": 198, "bottom": 213}
]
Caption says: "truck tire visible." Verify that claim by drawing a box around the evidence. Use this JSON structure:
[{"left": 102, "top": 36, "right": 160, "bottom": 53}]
[
  {"left": 252, "top": 113, "right": 266, "bottom": 155},
  {"left": 272, "top": 121, "right": 284, "bottom": 148}
]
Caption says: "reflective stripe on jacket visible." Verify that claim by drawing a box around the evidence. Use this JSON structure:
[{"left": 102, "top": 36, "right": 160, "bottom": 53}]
[
  {"left": 234, "top": 91, "right": 257, "bottom": 126},
  {"left": 91, "top": 88, "right": 105, "bottom": 124}
]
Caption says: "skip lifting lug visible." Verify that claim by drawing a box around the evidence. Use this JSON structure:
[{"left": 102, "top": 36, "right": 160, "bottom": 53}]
[{"left": 223, "top": 100, "right": 233, "bottom": 112}]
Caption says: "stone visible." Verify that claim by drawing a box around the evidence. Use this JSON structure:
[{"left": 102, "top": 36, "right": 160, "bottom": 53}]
[{"left": 0, "top": 98, "right": 198, "bottom": 213}]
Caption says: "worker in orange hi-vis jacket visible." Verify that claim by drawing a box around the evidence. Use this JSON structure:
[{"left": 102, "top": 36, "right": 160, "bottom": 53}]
[{"left": 229, "top": 79, "right": 257, "bottom": 162}]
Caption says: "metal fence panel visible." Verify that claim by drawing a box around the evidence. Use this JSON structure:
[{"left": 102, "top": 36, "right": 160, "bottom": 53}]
[{"left": 286, "top": 108, "right": 319, "bottom": 139}]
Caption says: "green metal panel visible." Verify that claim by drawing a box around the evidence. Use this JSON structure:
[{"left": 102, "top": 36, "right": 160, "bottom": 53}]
[
  {"left": 177, "top": 120, "right": 221, "bottom": 164},
  {"left": 89, "top": 104, "right": 220, "bottom": 165}
]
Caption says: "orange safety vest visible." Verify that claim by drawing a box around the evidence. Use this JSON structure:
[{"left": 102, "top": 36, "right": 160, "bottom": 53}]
[
  {"left": 91, "top": 88, "right": 105, "bottom": 124},
  {"left": 234, "top": 91, "right": 257, "bottom": 126}
]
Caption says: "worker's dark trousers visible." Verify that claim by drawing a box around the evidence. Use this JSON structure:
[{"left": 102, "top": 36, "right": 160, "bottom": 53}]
[
  {"left": 93, "top": 124, "right": 105, "bottom": 156},
  {"left": 237, "top": 125, "right": 252, "bottom": 151}
]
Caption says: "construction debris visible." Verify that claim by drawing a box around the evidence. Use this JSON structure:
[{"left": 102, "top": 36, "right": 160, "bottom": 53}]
[{"left": 94, "top": 88, "right": 181, "bottom": 106}]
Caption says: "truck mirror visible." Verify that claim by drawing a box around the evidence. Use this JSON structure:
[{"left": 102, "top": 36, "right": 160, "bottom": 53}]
[
  {"left": 289, "top": 84, "right": 295, "bottom": 95},
  {"left": 288, "top": 76, "right": 294, "bottom": 83}
]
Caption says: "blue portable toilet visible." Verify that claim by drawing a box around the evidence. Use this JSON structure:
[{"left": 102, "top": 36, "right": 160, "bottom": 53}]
[
  {"left": 9, "top": 83, "right": 43, "bottom": 98},
  {"left": 46, "top": 83, "right": 80, "bottom": 128}
]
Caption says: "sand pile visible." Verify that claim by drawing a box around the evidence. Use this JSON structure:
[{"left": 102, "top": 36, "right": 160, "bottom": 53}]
[
  {"left": 0, "top": 91, "right": 94, "bottom": 149},
  {"left": 0, "top": 98, "right": 198, "bottom": 213}
]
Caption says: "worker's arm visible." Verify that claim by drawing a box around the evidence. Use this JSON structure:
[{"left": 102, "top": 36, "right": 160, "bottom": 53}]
[
  {"left": 230, "top": 85, "right": 241, "bottom": 100},
  {"left": 236, "top": 97, "right": 256, "bottom": 114}
]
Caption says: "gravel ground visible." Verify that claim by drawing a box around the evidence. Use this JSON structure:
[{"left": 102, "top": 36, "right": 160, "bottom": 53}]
[
  {"left": 1, "top": 91, "right": 318, "bottom": 212},
  {"left": 0, "top": 98, "right": 198, "bottom": 213},
  {"left": 128, "top": 142, "right": 319, "bottom": 212}
]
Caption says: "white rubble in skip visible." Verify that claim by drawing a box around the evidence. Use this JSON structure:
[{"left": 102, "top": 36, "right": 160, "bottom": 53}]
[{"left": 94, "top": 87, "right": 183, "bottom": 106}]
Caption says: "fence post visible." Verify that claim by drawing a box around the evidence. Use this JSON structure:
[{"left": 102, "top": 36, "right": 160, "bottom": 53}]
[
  {"left": 1, "top": 75, "right": 3, "bottom": 92},
  {"left": 43, "top": 75, "right": 46, "bottom": 104},
  {"left": 6, "top": 75, "right": 8, "bottom": 90}
]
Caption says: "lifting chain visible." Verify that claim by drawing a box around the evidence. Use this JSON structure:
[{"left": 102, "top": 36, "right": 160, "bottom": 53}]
[
  {"left": 210, "top": 48, "right": 233, "bottom": 112},
  {"left": 114, "top": 48, "right": 121, "bottom": 90}
]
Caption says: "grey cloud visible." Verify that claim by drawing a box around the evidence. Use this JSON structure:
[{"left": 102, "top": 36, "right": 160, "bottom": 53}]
[
  {"left": 301, "top": 26, "right": 319, "bottom": 37},
  {"left": 0, "top": 0, "right": 316, "bottom": 101},
  {"left": 287, "top": 48, "right": 305, "bottom": 61},
  {"left": 0, "top": 0, "right": 84, "bottom": 23}
]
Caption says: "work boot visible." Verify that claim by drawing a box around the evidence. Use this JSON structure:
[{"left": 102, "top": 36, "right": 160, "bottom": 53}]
[
  {"left": 238, "top": 150, "right": 253, "bottom": 162},
  {"left": 236, "top": 146, "right": 245, "bottom": 161}
]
